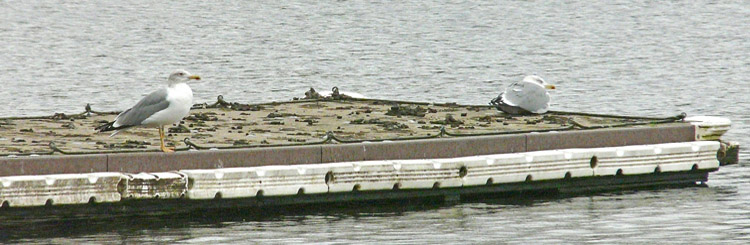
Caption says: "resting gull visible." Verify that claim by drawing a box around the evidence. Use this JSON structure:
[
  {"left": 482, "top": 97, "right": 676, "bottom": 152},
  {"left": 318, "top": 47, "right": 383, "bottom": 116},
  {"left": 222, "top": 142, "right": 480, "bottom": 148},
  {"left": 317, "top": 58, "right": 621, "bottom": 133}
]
[
  {"left": 96, "top": 70, "right": 200, "bottom": 152},
  {"left": 490, "top": 75, "right": 556, "bottom": 115},
  {"left": 319, "top": 86, "right": 366, "bottom": 99}
]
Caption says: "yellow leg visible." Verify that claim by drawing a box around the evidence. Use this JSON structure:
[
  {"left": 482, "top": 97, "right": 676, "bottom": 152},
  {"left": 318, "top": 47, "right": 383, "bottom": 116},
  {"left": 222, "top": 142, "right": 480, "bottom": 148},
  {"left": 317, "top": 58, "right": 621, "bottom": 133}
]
[{"left": 159, "top": 126, "right": 174, "bottom": 153}]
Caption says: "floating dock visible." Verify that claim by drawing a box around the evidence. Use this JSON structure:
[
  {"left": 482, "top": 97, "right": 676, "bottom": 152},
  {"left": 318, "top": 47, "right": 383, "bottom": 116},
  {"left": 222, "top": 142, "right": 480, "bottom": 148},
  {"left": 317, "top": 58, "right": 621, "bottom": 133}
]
[{"left": 0, "top": 92, "right": 738, "bottom": 226}]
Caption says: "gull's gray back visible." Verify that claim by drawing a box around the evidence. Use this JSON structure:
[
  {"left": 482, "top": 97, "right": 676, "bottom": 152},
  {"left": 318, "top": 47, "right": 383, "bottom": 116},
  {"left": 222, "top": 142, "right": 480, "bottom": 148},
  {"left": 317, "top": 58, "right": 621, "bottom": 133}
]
[
  {"left": 114, "top": 88, "right": 171, "bottom": 127},
  {"left": 501, "top": 82, "right": 550, "bottom": 113}
]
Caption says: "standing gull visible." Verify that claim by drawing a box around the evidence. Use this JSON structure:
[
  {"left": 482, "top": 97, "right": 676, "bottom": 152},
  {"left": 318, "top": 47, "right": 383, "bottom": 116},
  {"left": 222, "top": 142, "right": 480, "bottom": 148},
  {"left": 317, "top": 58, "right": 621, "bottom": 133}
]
[
  {"left": 490, "top": 75, "right": 556, "bottom": 115},
  {"left": 96, "top": 70, "right": 200, "bottom": 152}
]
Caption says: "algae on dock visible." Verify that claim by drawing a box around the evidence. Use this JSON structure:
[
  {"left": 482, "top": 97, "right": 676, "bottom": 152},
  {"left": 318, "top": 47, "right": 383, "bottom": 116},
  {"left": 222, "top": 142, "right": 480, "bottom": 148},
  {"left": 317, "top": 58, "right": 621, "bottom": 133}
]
[{"left": 0, "top": 94, "right": 685, "bottom": 156}]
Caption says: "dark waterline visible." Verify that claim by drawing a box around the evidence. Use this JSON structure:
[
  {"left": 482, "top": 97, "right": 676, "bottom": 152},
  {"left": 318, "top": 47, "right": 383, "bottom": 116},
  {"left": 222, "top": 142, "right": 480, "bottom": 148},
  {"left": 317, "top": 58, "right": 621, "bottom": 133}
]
[{"left": 0, "top": 185, "right": 698, "bottom": 242}]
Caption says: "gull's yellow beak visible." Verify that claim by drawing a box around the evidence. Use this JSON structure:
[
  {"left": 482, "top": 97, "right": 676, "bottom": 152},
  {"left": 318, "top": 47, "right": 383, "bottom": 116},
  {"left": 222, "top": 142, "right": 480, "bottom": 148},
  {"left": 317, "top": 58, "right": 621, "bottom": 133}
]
[
  {"left": 545, "top": 84, "right": 556, "bottom": 90},
  {"left": 188, "top": 75, "right": 201, "bottom": 80}
]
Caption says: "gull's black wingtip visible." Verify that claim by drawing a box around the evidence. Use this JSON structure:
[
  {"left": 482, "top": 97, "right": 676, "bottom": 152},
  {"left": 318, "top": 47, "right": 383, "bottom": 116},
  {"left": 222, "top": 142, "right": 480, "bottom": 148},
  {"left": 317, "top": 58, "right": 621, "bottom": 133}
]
[
  {"left": 489, "top": 93, "right": 533, "bottom": 115},
  {"left": 95, "top": 121, "right": 133, "bottom": 132},
  {"left": 95, "top": 121, "right": 116, "bottom": 132}
]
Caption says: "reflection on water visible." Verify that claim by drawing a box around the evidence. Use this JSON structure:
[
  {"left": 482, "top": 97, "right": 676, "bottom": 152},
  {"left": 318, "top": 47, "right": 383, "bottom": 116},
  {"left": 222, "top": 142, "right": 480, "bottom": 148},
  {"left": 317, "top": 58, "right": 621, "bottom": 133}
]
[
  {"left": 0, "top": 191, "right": 636, "bottom": 243},
  {"left": 1, "top": 0, "right": 749, "bottom": 243},
  {"left": 2, "top": 181, "right": 747, "bottom": 244}
]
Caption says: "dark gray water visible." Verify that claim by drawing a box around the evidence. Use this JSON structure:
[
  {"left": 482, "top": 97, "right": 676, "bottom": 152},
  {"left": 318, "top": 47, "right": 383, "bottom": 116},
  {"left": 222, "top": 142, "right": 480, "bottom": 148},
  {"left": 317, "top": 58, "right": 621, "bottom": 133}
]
[{"left": 1, "top": 0, "right": 749, "bottom": 243}]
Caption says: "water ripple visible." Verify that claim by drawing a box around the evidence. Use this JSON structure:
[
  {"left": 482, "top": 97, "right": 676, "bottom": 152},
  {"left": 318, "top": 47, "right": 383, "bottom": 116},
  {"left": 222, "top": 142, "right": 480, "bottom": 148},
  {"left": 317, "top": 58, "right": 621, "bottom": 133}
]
[{"left": 1, "top": 0, "right": 749, "bottom": 243}]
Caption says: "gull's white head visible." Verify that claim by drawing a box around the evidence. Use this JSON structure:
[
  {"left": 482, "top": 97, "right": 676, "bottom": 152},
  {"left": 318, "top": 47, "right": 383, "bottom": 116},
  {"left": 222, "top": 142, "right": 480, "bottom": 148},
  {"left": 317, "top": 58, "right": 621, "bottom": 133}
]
[
  {"left": 523, "top": 75, "right": 556, "bottom": 90},
  {"left": 168, "top": 69, "right": 201, "bottom": 85}
]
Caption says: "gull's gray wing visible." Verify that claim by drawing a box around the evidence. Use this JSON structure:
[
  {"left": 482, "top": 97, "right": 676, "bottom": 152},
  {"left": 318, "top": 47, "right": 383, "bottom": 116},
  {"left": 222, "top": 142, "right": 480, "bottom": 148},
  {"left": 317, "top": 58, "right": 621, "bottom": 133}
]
[
  {"left": 500, "top": 82, "right": 524, "bottom": 107},
  {"left": 501, "top": 82, "right": 550, "bottom": 113},
  {"left": 113, "top": 88, "right": 171, "bottom": 127}
]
